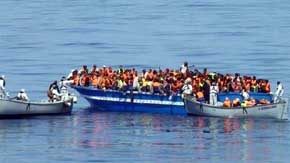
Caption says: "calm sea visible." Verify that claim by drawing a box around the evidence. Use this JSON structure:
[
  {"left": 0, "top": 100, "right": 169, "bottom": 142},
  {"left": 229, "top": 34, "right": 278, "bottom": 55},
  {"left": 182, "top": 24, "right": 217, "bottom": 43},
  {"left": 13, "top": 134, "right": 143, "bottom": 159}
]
[{"left": 1, "top": 0, "right": 290, "bottom": 162}]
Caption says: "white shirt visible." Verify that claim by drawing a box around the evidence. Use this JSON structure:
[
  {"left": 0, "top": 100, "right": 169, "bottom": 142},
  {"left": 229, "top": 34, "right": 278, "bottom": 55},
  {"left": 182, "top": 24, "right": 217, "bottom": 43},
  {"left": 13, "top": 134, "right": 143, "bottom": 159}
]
[
  {"left": 181, "top": 65, "right": 188, "bottom": 74},
  {"left": 17, "top": 92, "right": 29, "bottom": 101},
  {"left": 52, "top": 89, "right": 61, "bottom": 97},
  {"left": 133, "top": 77, "right": 139, "bottom": 88},
  {"left": 0, "top": 79, "right": 4, "bottom": 89},
  {"left": 242, "top": 91, "right": 249, "bottom": 100},
  {"left": 276, "top": 84, "right": 284, "bottom": 97},
  {"left": 182, "top": 84, "right": 193, "bottom": 95},
  {"left": 210, "top": 85, "right": 219, "bottom": 94}
]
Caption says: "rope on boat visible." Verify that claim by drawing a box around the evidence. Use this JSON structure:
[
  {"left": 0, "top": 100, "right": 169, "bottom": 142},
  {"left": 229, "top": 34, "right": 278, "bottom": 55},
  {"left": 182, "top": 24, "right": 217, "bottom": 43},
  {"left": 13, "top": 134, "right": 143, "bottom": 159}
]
[
  {"left": 200, "top": 103, "right": 203, "bottom": 112},
  {"left": 242, "top": 107, "right": 248, "bottom": 115},
  {"left": 26, "top": 103, "right": 31, "bottom": 112}
]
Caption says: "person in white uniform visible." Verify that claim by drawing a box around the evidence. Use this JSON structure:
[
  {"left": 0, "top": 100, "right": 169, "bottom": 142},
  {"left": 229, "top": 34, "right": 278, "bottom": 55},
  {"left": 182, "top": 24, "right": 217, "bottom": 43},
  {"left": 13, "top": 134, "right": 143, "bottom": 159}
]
[
  {"left": 16, "top": 89, "right": 29, "bottom": 101},
  {"left": 210, "top": 82, "right": 219, "bottom": 105},
  {"left": 241, "top": 88, "right": 250, "bottom": 101},
  {"left": 274, "top": 81, "right": 284, "bottom": 102}
]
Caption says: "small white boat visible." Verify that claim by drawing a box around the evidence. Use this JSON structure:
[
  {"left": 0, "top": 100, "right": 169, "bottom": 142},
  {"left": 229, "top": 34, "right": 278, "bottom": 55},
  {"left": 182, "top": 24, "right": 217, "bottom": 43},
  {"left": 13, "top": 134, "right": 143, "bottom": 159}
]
[
  {"left": 0, "top": 93, "right": 76, "bottom": 117},
  {"left": 184, "top": 96, "right": 289, "bottom": 120}
]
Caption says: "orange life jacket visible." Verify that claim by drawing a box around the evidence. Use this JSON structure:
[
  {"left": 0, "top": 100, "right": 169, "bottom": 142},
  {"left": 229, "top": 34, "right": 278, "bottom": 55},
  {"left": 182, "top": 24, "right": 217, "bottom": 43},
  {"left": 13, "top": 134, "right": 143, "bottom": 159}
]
[
  {"left": 223, "top": 100, "right": 231, "bottom": 108},
  {"left": 73, "top": 75, "right": 80, "bottom": 85},
  {"left": 265, "top": 83, "right": 271, "bottom": 93},
  {"left": 232, "top": 99, "right": 240, "bottom": 107},
  {"left": 81, "top": 75, "right": 87, "bottom": 85},
  {"left": 246, "top": 100, "right": 253, "bottom": 107},
  {"left": 196, "top": 91, "right": 204, "bottom": 99},
  {"left": 153, "top": 82, "right": 161, "bottom": 87},
  {"left": 234, "top": 84, "right": 241, "bottom": 92},
  {"left": 91, "top": 77, "right": 98, "bottom": 87}
]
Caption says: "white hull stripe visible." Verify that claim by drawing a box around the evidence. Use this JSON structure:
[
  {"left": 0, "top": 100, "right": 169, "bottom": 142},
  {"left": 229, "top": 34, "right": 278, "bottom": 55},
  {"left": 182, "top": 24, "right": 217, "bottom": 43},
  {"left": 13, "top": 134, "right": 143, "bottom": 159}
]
[{"left": 83, "top": 95, "right": 184, "bottom": 106}]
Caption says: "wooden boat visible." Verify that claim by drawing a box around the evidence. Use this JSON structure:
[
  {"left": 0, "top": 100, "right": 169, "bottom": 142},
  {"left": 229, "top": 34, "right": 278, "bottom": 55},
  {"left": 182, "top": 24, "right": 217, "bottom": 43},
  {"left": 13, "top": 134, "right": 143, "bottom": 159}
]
[
  {"left": 184, "top": 94, "right": 289, "bottom": 120},
  {"left": 0, "top": 94, "right": 75, "bottom": 117},
  {"left": 71, "top": 86, "right": 186, "bottom": 115}
]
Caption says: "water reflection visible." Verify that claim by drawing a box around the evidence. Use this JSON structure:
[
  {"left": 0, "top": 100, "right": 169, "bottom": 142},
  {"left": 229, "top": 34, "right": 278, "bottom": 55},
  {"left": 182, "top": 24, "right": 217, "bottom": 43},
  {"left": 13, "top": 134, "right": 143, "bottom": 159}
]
[{"left": 0, "top": 108, "right": 289, "bottom": 162}]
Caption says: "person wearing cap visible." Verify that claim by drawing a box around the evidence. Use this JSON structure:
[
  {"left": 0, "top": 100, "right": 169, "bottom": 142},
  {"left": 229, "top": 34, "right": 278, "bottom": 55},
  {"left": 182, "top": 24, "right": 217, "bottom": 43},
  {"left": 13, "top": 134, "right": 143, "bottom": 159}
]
[{"left": 16, "top": 89, "right": 29, "bottom": 101}]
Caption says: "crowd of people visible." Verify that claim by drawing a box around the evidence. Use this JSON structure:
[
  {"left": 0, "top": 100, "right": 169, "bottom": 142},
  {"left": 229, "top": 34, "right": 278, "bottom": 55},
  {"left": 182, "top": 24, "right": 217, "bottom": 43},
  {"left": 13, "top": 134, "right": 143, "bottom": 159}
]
[
  {"left": 0, "top": 63, "right": 285, "bottom": 107},
  {"left": 68, "top": 63, "right": 285, "bottom": 107}
]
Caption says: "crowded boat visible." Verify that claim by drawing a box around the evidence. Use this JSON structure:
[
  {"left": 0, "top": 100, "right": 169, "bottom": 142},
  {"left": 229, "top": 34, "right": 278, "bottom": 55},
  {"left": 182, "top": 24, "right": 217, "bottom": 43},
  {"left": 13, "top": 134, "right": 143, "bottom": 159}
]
[{"left": 68, "top": 63, "right": 284, "bottom": 108}]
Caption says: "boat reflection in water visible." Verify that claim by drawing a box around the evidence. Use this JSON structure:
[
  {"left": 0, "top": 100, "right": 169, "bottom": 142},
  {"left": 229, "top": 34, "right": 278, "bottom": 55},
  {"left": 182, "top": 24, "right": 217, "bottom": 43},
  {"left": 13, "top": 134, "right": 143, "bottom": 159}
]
[{"left": 61, "top": 109, "right": 288, "bottom": 162}]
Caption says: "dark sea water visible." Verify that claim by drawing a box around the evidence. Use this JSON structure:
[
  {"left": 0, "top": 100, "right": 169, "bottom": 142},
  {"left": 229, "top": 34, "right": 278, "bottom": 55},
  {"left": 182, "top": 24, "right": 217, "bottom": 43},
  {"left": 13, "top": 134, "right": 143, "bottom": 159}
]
[{"left": 1, "top": 0, "right": 290, "bottom": 162}]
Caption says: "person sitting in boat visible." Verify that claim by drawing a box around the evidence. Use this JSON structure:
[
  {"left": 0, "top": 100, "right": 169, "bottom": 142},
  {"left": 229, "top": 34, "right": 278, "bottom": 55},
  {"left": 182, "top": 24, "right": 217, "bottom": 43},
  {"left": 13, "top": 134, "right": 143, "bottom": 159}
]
[
  {"left": 80, "top": 73, "right": 90, "bottom": 87},
  {"left": 16, "top": 89, "right": 29, "bottom": 101},
  {"left": 232, "top": 98, "right": 241, "bottom": 107},
  {"left": 182, "top": 78, "right": 193, "bottom": 98},
  {"left": 79, "top": 65, "right": 88, "bottom": 75},
  {"left": 51, "top": 85, "right": 61, "bottom": 102},
  {"left": 161, "top": 80, "right": 171, "bottom": 96},
  {"left": 259, "top": 98, "right": 270, "bottom": 105},
  {"left": 152, "top": 78, "right": 162, "bottom": 94},
  {"left": 244, "top": 98, "right": 254, "bottom": 107},
  {"left": 132, "top": 75, "right": 141, "bottom": 92},
  {"left": 274, "top": 81, "right": 284, "bottom": 102},
  {"left": 249, "top": 98, "right": 257, "bottom": 106},
  {"left": 116, "top": 76, "right": 127, "bottom": 92},
  {"left": 223, "top": 97, "right": 231, "bottom": 108}
]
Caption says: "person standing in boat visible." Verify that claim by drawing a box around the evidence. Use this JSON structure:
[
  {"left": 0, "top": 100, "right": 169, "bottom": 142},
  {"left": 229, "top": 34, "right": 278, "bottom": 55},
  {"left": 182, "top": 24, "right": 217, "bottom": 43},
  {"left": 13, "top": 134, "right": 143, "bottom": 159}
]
[
  {"left": 209, "top": 82, "right": 219, "bottom": 105},
  {"left": 49, "top": 80, "right": 60, "bottom": 93},
  {"left": 203, "top": 79, "right": 211, "bottom": 103},
  {"left": 51, "top": 85, "right": 61, "bottom": 102},
  {"left": 180, "top": 62, "right": 189, "bottom": 78},
  {"left": 48, "top": 81, "right": 61, "bottom": 102},
  {"left": 0, "top": 75, "right": 6, "bottom": 98},
  {"left": 274, "top": 81, "right": 284, "bottom": 102},
  {"left": 16, "top": 89, "right": 29, "bottom": 101},
  {"left": 241, "top": 88, "right": 250, "bottom": 101}
]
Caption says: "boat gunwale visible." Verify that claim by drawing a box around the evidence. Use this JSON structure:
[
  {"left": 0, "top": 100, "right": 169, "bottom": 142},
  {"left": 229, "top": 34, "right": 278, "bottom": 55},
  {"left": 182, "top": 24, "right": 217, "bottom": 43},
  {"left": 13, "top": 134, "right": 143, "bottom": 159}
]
[
  {"left": 71, "top": 85, "right": 182, "bottom": 97},
  {"left": 0, "top": 98, "right": 67, "bottom": 106},
  {"left": 185, "top": 96, "right": 286, "bottom": 110}
]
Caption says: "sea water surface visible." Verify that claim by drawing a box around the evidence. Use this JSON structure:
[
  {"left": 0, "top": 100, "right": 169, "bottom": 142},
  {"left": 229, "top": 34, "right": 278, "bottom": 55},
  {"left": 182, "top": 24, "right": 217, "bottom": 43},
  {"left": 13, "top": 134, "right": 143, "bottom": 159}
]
[{"left": 1, "top": 0, "right": 290, "bottom": 162}]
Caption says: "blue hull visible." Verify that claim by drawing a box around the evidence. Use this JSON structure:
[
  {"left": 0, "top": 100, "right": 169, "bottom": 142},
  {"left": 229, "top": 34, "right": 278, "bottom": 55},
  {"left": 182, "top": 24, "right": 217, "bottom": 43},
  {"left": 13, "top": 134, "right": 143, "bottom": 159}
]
[{"left": 72, "top": 86, "right": 187, "bottom": 115}]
